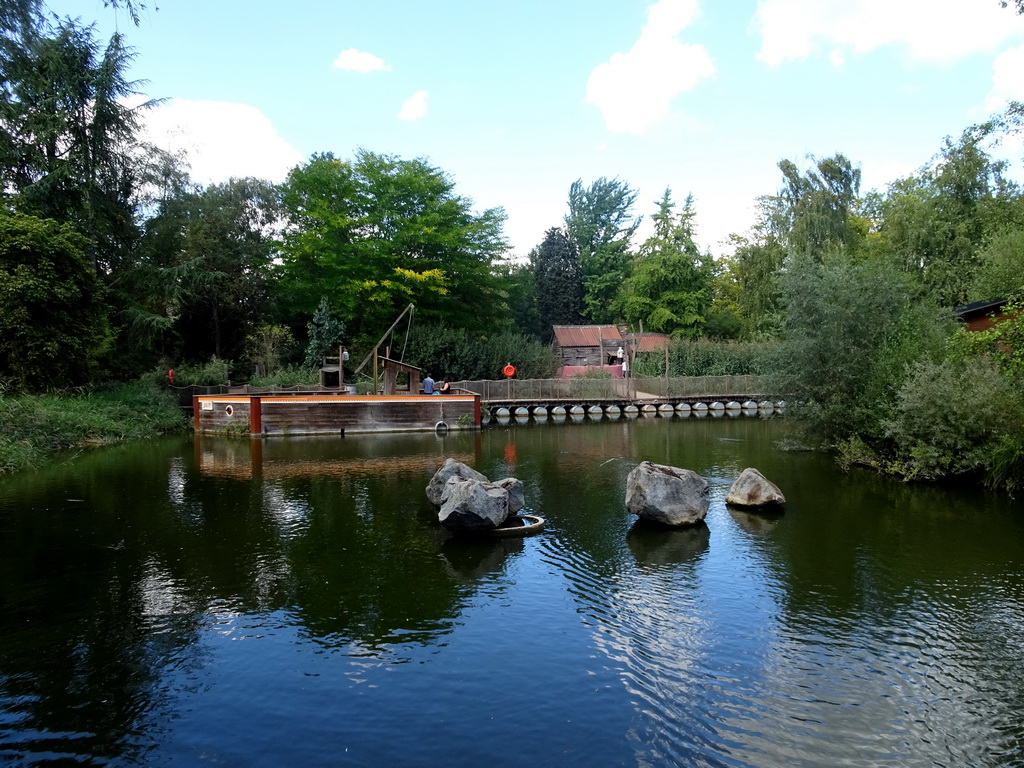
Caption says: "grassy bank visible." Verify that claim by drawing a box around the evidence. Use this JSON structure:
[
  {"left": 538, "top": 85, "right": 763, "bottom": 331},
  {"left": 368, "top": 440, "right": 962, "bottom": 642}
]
[{"left": 0, "top": 381, "right": 188, "bottom": 474}]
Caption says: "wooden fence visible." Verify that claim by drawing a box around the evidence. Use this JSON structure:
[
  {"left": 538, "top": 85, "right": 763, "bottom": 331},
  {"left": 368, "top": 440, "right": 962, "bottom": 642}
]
[{"left": 451, "top": 375, "right": 764, "bottom": 402}]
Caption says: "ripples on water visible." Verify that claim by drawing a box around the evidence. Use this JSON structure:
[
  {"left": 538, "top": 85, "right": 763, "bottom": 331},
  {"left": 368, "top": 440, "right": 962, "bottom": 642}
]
[{"left": 1, "top": 421, "right": 1023, "bottom": 766}]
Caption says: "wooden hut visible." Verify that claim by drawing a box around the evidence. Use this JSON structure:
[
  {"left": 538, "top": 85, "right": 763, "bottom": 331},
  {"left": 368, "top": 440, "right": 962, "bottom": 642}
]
[
  {"left": 380, "top": 356, "right": 422, "bottom": 395},
  {"left": 552, "top": 325, "right": 623, "bottom": 367},
  {"left": 954, "top": 298, "right": 1013, "bottom": 332}
]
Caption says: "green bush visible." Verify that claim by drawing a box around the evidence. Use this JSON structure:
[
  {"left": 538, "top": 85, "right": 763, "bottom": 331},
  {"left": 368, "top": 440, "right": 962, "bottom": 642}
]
[
  {"left": 632, "top": 339, "right": 775, "bottom": 377},
  {"left": 768, "top": 253, "right": 949, "bottom": 444},
  {"left": 883, "top": 358, "right": 1024, "bottom": 481},
  {"left": 168, "top": 356, "right": 232, "bottom": 386},
  {"left": 248, "top": 364, "right": 319, "bottom": 389},
  {"left": 403, "top": 324, "right": 560, "bottom": 380},
  {"left": 0, "top": 380, "right": 186, "bottom": 474}
]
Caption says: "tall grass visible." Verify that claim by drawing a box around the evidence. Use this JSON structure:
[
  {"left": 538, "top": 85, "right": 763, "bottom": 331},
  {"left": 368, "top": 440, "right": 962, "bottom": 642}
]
[
  {"left": 633, "top": 339, "right": 775, "bottom": 377},
  {"left": 0, "top": 380, "right": 186, "bottom": 474}
]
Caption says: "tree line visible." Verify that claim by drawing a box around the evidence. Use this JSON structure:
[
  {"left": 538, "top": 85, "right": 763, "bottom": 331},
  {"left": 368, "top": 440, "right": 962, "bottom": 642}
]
[{"left": 1, "top": 2, "right": 1022, "bottom": 490}]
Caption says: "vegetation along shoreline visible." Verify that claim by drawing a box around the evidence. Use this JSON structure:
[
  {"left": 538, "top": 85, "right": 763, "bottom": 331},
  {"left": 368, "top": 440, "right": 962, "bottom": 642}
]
[{"left": 1, "top": 2, "right": 1021, "bottom": 493}]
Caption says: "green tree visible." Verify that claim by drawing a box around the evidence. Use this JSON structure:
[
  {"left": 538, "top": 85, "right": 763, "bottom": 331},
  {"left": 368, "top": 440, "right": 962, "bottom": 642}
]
[
  {"left": 277, "top": 150, "right": 510, "bottom": 344},
  {"left": 717, "top": 228, "right": 786, "bottom": 338},
  {"left": 498, "top": 259, "right": 545, "bottom": 340},
  {"left": 531, "top": 227, "right": 583, "bottom": 338},
  {"left": 873, "top": 122, "right": 1021, "bottom": 307},
  {"left": 972, "top": 226, "right": 1024, "bottom": 300},
  {"left": 617, "top": 190, "right": 713, "bottom": 338},
  {"left": 164, "top": 178, "right": 281, "bottom": 362},
  {"left": 304, "top": 296, "right": 346, "bottom": 370},
  {"left": 769, "top": 253, "right": 949, "bottom": 445},
  {"left": 775, "top": 153, "right": 862, "bottom": 260},
  {"left": 564, "top": 177, "right": 640, "bottom": 323},
  {"left": 0, "top": 210, "right": 110, "bottom": 391},
  {"left": 0, "top": 15, "right": 152, "bottom": 274},
  {"left": 246, "top": 324, "right": 295, "bottom": 377}
]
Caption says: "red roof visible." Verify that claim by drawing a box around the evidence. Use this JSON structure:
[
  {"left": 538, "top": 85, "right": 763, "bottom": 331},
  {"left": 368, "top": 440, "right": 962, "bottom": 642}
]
[
  {"left": 635, "top": 333, "right": 670, "bottom": 352},
  {"left": 552, "top": 325, "right": 622, "bottom": 347}
]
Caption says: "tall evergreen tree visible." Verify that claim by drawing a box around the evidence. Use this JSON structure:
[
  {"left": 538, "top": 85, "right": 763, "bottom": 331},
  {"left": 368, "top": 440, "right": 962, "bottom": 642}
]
[
  {"left": 0, "top": 14, "right": 153, "bottom": 274},
  {"left": 531, "top": 227, "right": 583, "bottom": 339},
  {"left": 304, "top": 296, "right": 346, "bottom": 369},
  {"left": 617, "top": 190, "right": 713, "bottom": 338}
]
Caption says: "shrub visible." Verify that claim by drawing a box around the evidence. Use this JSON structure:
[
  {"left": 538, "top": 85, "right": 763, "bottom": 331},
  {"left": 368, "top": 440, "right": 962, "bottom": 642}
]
[
  {"left": 248, "top": 364, "right": 318, "bottom": 389},
  {"left": 767, "top": 253, "right": 949, "bottom": 444},
  {"left": 883, "top": 358, "right": 1024, "bottom": 481},
  {"left": 403, "top": 324, "right": 560, "bottom": 380},
  {"left": 0, "top": 380, "right": 186, "bottom": 474},
  {"left": 169, "top": 357, "right": 232, "bottom": 386},
  {"left": 632, "top": 339, "right": 775, "bottom": 377}
]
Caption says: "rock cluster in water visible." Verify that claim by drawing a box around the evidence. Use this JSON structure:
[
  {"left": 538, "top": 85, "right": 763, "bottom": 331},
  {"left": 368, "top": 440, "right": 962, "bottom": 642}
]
[
  {"left": 429, "top": 457, "right": 785, "bottom": 533},
  {"left": 627, "top": 462, "right": 786, "bottom": 527},
  {"left": 426, "top": 458, "right": 525, "bottom": 532}
]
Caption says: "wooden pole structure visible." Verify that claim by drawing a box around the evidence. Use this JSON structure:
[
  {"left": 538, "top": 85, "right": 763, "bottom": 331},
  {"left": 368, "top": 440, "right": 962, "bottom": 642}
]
[{"left": 353, "top": 303, "right": 415, "bottom": 377}]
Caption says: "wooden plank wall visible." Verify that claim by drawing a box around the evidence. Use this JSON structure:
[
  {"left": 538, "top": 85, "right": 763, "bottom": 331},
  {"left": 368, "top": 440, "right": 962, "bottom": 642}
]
[{"left": 196, "top": 395, "right": 478, "bottom": 435}]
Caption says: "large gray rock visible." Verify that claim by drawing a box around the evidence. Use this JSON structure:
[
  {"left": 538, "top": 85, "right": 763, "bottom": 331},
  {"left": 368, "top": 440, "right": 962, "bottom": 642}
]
[
  {"left": 426, "top": 458, "right": 488, "bottom": 507},
  {"left": 495, "top": 477, "right": 525, "bottom": 514},
  {"left": 626, "top": 461, "right": 710, "bottom": 526},
  {"left": 726, "top": 468, "right": 786, "bottom": 508},
  {"left": 438, "top": 478, "right": 510, "bottom": 531}
]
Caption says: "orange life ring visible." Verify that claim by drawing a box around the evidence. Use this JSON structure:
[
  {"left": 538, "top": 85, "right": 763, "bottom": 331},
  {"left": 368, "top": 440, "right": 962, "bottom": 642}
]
[{"left": 503, "top": 364, "right": 516, "bottom": 378}]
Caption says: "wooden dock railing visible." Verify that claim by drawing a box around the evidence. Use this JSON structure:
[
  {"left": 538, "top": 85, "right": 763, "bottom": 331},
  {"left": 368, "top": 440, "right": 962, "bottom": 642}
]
[{"left": 451, "top": 375, "right": 765, "bottom": 404}]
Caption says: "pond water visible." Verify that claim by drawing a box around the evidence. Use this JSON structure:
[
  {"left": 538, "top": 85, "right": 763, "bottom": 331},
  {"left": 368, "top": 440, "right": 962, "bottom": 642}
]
[{"left": 1, "top": 415, "right": 1023, "bottom": 767}]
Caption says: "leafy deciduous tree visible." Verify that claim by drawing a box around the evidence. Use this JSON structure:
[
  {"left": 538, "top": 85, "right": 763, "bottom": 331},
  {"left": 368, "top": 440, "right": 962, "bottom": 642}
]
[
  {"left": 0, "top": 210, "right": 110, "bottom": 391},
  {"left": 564, "top": 177, "right": 640, "bottom": 323},
  {"left": 277, "top": 150, "right": 510, "bottom": 345},
  {"left": 769, "top": 252, "right": 948, "bottom": 445},
  {"left": 165, "top": 178, "right": 281, "bottom": 362}
]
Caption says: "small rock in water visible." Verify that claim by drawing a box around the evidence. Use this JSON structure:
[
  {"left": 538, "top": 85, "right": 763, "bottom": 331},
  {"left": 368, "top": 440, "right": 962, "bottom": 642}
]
[{"left": 725, "top": 468, "right": 786, "bottom": 509}]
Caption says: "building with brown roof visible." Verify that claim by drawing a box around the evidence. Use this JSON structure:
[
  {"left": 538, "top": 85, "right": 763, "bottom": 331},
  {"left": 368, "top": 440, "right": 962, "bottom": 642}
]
[{"left": 551, "top": 325, "right": 671, "bottom": 374}]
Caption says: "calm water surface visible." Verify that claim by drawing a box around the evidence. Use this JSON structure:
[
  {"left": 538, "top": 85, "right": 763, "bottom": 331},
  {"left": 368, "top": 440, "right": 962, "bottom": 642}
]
[{"left": 1, "top": 414, "right": 1023, "bottom": 767}]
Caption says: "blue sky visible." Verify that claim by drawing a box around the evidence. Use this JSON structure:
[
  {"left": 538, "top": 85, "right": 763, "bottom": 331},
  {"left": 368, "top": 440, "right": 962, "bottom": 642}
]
[{"left": 48, "top": 0, "right": 1024, "bottom": 258}]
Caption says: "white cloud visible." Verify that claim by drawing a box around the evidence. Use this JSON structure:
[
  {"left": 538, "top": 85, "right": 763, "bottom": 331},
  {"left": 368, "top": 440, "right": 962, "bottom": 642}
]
[
  {"left": 986, "top": 44, "right": 1024, "bottom": 111},
  {"left": 333, "top": 48, "right": 391, "bottom": 74},
  {"left": 398, "top": 90, "right": 429, "bottom": 121},
  {"left": 139, "top": 99, "right": 304, "bottom": 184},
  {"left": 756, "top": 0, "right": 1024, "bottom": 66},
  {"left": 585, "top": 0, "right": 714, "bottom": 135}
]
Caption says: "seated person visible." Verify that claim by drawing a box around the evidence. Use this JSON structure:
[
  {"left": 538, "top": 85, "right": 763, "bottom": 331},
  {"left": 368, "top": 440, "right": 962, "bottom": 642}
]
[{"left": 438, "top": 379, "right": 451, "bottom": 394}]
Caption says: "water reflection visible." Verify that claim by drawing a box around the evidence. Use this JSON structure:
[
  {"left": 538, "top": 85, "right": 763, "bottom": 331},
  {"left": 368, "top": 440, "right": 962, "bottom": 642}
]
[
  {"left": 0, "top": 420, "right": 1022, "bottom": 767},
  {"left": 627, "top": 520, "right": 711, "bottom": 567}
]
